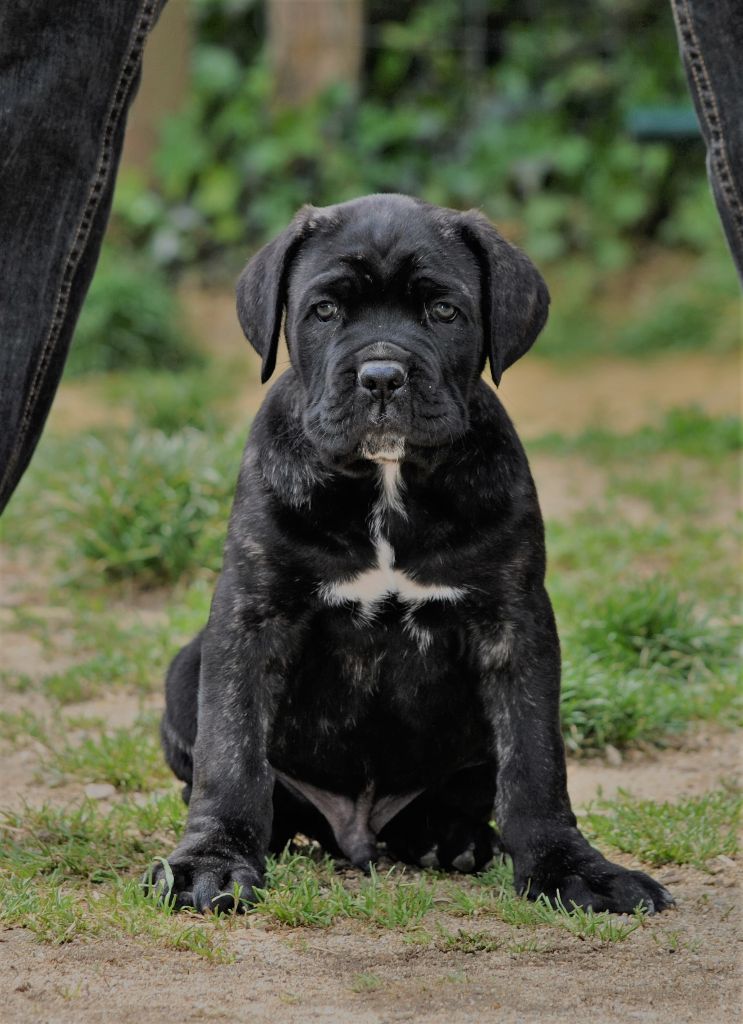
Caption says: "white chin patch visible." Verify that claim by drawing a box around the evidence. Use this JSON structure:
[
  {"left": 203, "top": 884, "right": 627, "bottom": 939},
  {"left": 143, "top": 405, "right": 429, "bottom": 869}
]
[{"left": 360, "top": 436, "right": 405, "bottom": 463}]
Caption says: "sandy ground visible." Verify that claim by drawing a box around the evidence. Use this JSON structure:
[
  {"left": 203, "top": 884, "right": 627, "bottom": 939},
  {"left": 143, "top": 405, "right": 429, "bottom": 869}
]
[{"left": 1, "top": 336, "right": 741, "bottom": 1023}]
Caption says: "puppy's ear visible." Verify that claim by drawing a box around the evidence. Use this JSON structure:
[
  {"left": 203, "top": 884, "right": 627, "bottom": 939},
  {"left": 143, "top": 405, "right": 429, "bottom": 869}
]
[
  {"left": 236, "top": 205, "right": 317, "bottom": 383},
  {"left": 460, "top": 210, "right": 550, "bottom": 386}
]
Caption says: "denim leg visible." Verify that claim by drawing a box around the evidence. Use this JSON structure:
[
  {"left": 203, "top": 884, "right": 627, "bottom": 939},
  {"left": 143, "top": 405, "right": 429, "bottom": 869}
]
[
  {"left": 0, "top": 0, "right": 166, "bottom": 514},
  {"left": 670, "top": 0, "right": 743, "bottom": 281}
]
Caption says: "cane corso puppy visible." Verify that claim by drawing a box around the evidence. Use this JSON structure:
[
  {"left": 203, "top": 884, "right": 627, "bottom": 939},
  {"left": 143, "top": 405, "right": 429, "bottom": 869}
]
[{"left": 151, "top": 194, "right": 673, "bottom": 915}]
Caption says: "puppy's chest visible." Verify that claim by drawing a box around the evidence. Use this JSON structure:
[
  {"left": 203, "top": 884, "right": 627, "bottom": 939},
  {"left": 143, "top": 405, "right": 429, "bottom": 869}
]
[{"left": 318, "top": 463, "right": 465, "bottom": 636}]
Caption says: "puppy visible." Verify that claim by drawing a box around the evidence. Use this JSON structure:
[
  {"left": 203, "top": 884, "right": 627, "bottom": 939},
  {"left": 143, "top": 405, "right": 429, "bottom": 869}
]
[{"left": 152, "top": 194, "right": 673, "bottom": 915}]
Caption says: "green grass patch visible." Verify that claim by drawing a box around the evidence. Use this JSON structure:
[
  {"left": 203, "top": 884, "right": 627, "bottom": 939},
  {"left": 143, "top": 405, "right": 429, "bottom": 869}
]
[
  {"left": 102, "top": 367, "right": 238, "bottom": 434},
  {"left": 3, "top": 789, "right": 719, "bottom": 959},
  {"left": 4, "top": 428, "right": 243, "bottom": 585},
  {"left": 252, "top": 854, "right": 435, "bottom": 930},
  {"left": 539, "top": 246, "right": 740, "bottom": 361},
  {"left": 0, "top": 709, "right": 48, "bottom": 747},
  {"left": 583, "top": 788, "right": 742, "bottom": 869},
  {"left": 44, "top": 714, "right": 171, "bottom": 793},
  {"left": 557, "top": 576, "right": 740, "bottom": 753},
  {"left": 0, "top": 792, "right": 185, "bottom": 883},
  {"left": 351, "top": 972, "right": 383, "bottom": 993},
  {"left": 530, "top": 406, "right": 742, "bottom": 462},
  {"left": 0, "top": 793, "right": 234, "bottom": 958}
]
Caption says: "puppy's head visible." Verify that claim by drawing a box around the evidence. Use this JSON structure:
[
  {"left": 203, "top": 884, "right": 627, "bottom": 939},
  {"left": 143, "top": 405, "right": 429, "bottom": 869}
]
[{"left": 237, "top": 194, "right": 548, "bottom": 466}]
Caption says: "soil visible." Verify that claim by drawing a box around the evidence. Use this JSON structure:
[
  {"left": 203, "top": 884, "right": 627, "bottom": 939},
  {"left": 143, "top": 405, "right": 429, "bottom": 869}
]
[{"left": 1, "top": 344, "right": 741, "bottom": 1023}]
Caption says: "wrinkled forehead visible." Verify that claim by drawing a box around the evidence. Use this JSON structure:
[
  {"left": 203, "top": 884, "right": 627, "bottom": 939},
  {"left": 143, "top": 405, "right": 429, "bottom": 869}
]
[{"left": 288, "top": 204, "right": 480, "bottom": 299}]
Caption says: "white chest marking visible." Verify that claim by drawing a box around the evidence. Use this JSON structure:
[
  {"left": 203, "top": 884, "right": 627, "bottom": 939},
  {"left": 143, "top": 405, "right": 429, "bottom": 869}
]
[{"left": 320, "top": 460, "right": 465, "bottom": 614}]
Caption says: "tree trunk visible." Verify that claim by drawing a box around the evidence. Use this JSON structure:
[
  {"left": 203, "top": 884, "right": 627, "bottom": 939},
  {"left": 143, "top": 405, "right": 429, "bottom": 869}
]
[
  {"left": 121, "top": 0, "right": 191, "bottom": 176},
  {"left": 267, "top": 0, "right": 364, "bottom": 107}
]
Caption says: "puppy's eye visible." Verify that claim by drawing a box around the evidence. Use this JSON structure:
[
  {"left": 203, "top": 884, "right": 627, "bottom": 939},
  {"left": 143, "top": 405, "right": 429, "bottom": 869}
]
[
  {"left": 429, "top": 301, "right": 458, "bottom": 323},
  {"left": 314, "top": 300, "right": 339, "bottom": 322}
]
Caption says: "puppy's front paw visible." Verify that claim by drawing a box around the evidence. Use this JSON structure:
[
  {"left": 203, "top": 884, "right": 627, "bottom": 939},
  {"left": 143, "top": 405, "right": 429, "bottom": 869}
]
[
  {"left": 512, "top": 829, "right": 674, "bottom": 915},
  {"left": 144, "top": 839, "right": 265, "bottom": 913}
]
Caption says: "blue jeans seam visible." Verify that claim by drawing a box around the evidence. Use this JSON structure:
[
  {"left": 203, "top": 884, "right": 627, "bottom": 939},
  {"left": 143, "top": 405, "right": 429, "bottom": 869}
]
[
  {"left": 0, "top": 0, "right": 159, "bottom": 499},
  {"left": 672, "top": 0, "right": 743, "bottom": 245}
]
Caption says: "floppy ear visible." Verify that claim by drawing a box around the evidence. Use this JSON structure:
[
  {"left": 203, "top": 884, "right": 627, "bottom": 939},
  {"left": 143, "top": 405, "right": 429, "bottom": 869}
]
[
  {"left": 460, "top": 210, "right": 550, "bottom": 386},
  {"left": 236, "top": 206, "right": 317, "bottom": 383}
]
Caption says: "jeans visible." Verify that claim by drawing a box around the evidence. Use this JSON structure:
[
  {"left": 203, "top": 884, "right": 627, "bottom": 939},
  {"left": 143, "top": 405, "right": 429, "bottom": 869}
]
[
  {"left": 670, "top": 0, "right": 743, "bottom": 280},
  {"left": 0, "top": 1, "right": 740, "bottom": 514},
  {"left": 0, "top": 0, "right": 164, "bottom": 513}
]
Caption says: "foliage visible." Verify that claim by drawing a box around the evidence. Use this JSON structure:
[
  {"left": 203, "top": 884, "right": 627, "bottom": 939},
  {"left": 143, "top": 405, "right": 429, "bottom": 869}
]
[
  {"left": 538, "top": 243, "right": 740, "bottom": 361},
  {"left": 112, "top": 0, "right": 716, "bottom": 270}
]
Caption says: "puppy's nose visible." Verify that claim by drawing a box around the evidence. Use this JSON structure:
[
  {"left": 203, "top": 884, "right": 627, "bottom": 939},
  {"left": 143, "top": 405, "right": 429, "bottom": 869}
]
[{"left": 357, "top": 360, "right": 407, "bottom": 400}]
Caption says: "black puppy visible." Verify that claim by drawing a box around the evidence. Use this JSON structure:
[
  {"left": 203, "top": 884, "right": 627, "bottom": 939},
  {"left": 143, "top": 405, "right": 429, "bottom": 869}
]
[{"left": 153, "top": 194, "right": 673, "bottom": 915}]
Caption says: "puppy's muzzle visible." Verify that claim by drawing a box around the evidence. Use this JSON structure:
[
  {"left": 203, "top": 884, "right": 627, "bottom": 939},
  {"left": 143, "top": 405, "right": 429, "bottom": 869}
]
[{"left": 357, "top": 360, "right": 407, "bottom": 402}]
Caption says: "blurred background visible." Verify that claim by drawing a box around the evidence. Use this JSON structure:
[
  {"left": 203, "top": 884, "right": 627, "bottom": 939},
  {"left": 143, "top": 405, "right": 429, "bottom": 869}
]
[{"left": 45, "top": 0, "right": 739, "bottom": 429}]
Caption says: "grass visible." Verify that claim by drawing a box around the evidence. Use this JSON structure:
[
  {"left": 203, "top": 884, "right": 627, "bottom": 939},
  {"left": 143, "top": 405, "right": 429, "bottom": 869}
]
[
  {"left": 530, "top": 405, "right": 742, "bottom": 462},
  {"left": 0, "top": 359, "right": 739, "bottom": 959},
  {"left": 583, "top": 787, "right": 742, "bottom": 869},
  {"left": 0, "top": 776, "right": 736, "bottom": 959},
  {"left": 1, "top": 406, "right": 739, "bottom": 756},
  {"left": 102, "top": 366, "right": 239, "bottom": 434},
  {"left": 351, "top": 972, "right": 383, "bottom": 993},
  {"left": 44, "top": 714, "right": 171, "bottom": 793},
  {"left": 553, "top": 564, "right": 740, "bottom": 753},
  {"left": 0, "top": 709, "right": 171, "bottom": 793},
  {"left": 251, "top": 854, "right": 435, "bottom": 929},
  {"left": 2, "top": 428, "right": 243, "bottom": 585}
]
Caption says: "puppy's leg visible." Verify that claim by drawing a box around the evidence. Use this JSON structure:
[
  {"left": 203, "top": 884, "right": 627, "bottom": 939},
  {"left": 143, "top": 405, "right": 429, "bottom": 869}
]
[
  {"left": 474, "top": 591, "right": 674, "bottom": 914},
  {"left": 147, "top": 571, "right": 305, "bottom": 913},
  {"left": 381, "top": 765, "right": 502, "bottom": 873},
  {"left": 160, "top": 631, "right": 203, "bottom": 803}
]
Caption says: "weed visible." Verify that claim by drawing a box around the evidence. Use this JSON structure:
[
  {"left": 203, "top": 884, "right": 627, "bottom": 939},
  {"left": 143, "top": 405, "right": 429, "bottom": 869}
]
[
  {"left": 438, "top": 927, "right": 502, "bottom": 953},
  {"left": 252, "top": 856, "right": 434, "bottom": 930},
  {"left": 0, "top": 792, "right": 185, "bottom": 883},
  {"left": 351, "top": 972, "right": 383, "bottom": 993},
  {"left": 553, "top": 569, "right": 741, "bottom": 754},
  {"left": 553, "top": 899, "right": 646, "bottom": 942},
  {"left": 0, "top": 709, "right": 48, "bottom": 747},
  {"left": 5, "top": 428, "right": 243, "bottom": 584},
  {"left": 583, "top": 788, "right": 742, "bottom": 869}
]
